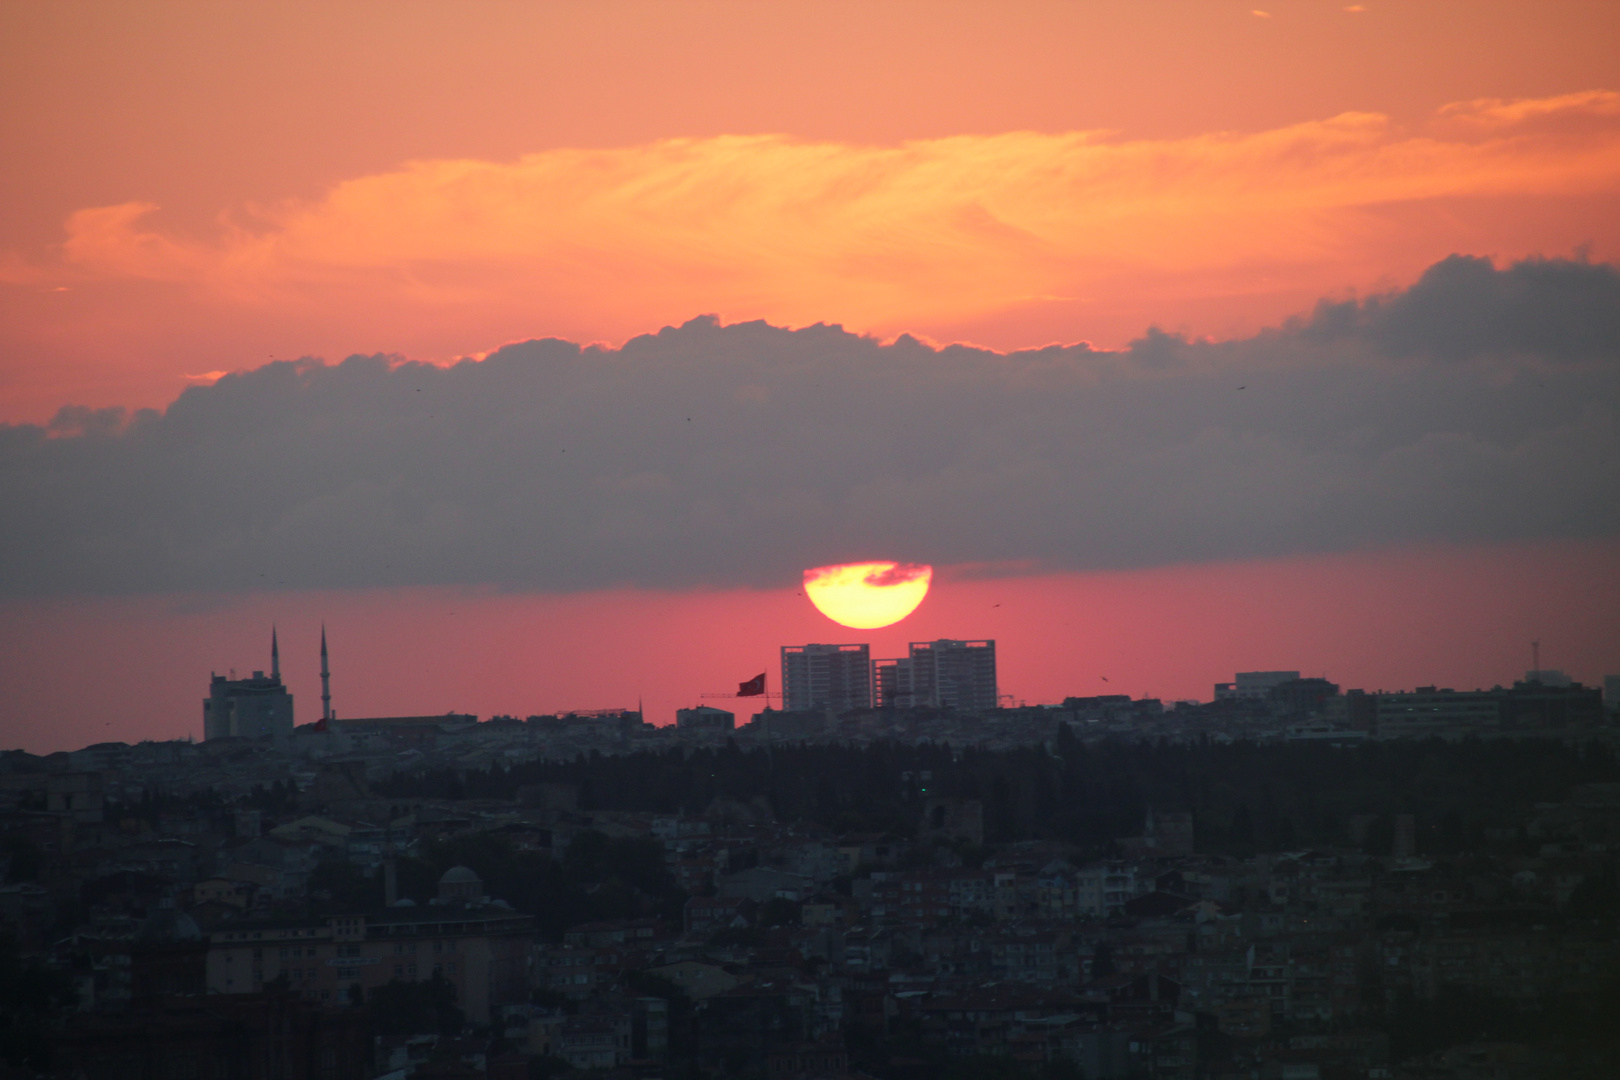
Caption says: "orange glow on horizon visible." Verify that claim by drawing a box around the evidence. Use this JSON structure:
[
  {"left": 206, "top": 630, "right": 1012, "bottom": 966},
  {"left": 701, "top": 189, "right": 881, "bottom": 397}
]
[
  {"left": 804, "top": 562, "right": 933, "bottom": 629},
  {"left": 2, "top": 539, "right": 1616, "bottom": 754}
]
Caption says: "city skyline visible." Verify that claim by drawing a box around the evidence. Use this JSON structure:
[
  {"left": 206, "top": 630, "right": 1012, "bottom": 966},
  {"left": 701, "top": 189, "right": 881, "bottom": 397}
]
[
  {"left": 11, "top": 602, "right": 1615, "bottom": 758},
  {"left": 3, "top": 8, "right": 1617, "bottom": 1076},
  {"left": 4, "top": 532, "right": 1617, "bottom": 753},
  {"left": 3, "top": 3, "right": 1618, "bottom": 754}
]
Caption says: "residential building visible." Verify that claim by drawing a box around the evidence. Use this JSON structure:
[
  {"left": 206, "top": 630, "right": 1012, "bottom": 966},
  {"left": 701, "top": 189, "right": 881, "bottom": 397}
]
[
  {"left": 1375, "top": 687, "right": 1504, "bottom": 739},
  {"left": 1215, "top": 671, "right": 1300, "bottom": 701},
  {"left": 204, "top": 903, "right": 533, "bottom": 1023},
  {"left": 1506, "top": 678, "right": 1605, "bottom": 727},
  {"left": 676, "top": 705, "right": 735, "bottom": 730},
  {"left": 876, "top": 639, "right": 997, "bottom": 711},
  {"left": 781, "top": 643, "right": 873, "bottom": 713}
]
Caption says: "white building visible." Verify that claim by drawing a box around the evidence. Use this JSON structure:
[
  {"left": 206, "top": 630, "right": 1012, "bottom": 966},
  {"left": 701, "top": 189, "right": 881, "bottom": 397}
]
[
  {"left": 781, "top": 643, "right": 873, "bottom": 713},
  {"left": 876, "top": 639, "right": 998, "bottom": 711}
]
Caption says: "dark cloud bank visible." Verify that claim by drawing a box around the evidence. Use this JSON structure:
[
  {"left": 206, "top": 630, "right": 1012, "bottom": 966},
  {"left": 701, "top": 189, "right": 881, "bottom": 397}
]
[{"left": 4, "top": 255, "right": 1618, "bottom": 597}]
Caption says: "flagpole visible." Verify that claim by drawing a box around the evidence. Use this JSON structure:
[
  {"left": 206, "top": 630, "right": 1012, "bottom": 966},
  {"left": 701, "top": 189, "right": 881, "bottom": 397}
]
[{"left": 765, "top": 669, "right": 775, "bottom": 779}]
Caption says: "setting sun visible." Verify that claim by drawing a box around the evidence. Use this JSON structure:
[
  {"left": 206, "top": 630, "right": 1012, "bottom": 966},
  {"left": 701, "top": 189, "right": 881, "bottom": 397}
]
[{"left": 803, "top": 562, "right": 933, "bottom": 629}]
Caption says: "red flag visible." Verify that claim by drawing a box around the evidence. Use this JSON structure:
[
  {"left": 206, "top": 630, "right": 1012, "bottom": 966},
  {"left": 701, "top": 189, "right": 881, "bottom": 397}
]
[{"left": 738, "top": 673, "right": 766, "bottom": 696}]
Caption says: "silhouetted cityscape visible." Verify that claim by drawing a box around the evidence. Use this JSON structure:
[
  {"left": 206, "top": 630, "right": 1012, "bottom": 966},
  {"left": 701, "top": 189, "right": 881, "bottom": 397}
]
[
  {"left": 11, "top": 6, "right": 1620, "bottom": 1079},
  {"left": 2, "top": 633, "right": 1618, "bottom": 1080}
]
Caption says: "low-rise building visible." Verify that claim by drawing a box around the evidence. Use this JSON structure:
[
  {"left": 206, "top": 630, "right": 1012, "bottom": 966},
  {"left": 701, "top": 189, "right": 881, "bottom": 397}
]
[{"left": 204, "top": 904, "right": 532, "bottom": 1023}]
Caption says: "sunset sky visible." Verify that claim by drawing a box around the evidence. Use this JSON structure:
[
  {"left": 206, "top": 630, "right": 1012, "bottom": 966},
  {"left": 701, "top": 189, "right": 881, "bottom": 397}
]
[{"left": 3, "top": 1, "right": 1618, "bottom": 752}]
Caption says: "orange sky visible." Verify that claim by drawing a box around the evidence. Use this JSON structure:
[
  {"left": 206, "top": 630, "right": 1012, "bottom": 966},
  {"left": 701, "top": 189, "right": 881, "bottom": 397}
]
[
  {"left": 2, "top": 2, "right": 1618, "bottom": 750},
  {"left": 3, "top": 1, "right": 1618, "bottom": 420}
]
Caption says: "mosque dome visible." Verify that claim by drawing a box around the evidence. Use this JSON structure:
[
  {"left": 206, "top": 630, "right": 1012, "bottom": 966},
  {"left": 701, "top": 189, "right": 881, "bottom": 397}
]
[
  {"left": 137, "top": 902, "right": 202, "bottom": 942},
  {"left": 437, "top": 865, "right": 484, "bottom": 903}
]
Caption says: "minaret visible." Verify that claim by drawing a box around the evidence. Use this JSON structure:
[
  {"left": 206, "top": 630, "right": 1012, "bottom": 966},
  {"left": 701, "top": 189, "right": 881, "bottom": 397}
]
[
  {"left": 320, "top": 624, "right": 332, "bottom": 722},
  {"left": 271, "top": 626, "right": 280, "bottom": 681}
]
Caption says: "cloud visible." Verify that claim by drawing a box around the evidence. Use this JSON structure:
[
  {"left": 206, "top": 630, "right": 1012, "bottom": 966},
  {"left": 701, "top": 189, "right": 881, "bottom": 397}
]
[
  {"left": 1, "top": 254, "right": 1616, "bottom": 598},
  {"left": 1299, "top": 253, "right": 1620, "bottom": 360},
  {"left": 864, "top": 564, "right": 931, "bottom": 588},
  {"left": 1437, "top": 90, "right": 1620, "bottom": 132},
  {"left": 19, "top": 93, "right": 1620, "bottom": 342}
]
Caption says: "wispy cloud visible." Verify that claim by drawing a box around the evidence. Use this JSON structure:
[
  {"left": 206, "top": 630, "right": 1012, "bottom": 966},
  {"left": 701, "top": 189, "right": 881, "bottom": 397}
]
[{"left": 14, "top": 93, "right": 1618, "bottom": 347}]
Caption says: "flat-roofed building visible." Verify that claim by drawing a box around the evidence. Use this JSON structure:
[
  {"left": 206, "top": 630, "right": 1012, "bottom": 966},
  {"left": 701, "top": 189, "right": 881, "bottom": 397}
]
[
  {"left": 326, "top": 713, "right": 476, "bottom": 748},
  {"left": 876, "top": 639, "right": 997, "bottom": 711},
  {"left": 205, "top": 631, "right": 293, "bottom": 745},
  {"left": 1214, "top": 671, "right": 1300, "bottom": 701},
  {"left": 781, "top": 643, "right": 872, "bottom": 713},
  {"left": 205, "top": 905, "right": 533, "bottom": 1023},
  {"left": 1375, "top": 687, "right": 1504, "bottom": 739},
  {"left": 1506, "top": 679, "right": 1604, "bottom": 728},
  {"left": 1524, "top": 668, "right": 1572, "bottom": 688},
  {"left": 676, "top": 705, "right": 735, "bottom": 730}
]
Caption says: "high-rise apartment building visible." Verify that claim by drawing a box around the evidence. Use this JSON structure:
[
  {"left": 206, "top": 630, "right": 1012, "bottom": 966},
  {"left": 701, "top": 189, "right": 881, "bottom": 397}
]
[
  {"left": 876, "top": 639, "right": 997, "bottom": 711},
  {"left": 780, "top": 643, "right": 873, "bottom": 713},
  {"left": 204, "top": 629, "right": 294, "bottom": 744}
]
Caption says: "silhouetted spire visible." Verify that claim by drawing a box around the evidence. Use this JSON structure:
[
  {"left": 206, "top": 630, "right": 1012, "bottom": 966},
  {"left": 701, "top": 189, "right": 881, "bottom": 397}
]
[
  {"left": 271, "top": 626, "right": 280, "bottom": 681},
  {"left": 320, "top": 624, "right": 332, "bottom": 722}
]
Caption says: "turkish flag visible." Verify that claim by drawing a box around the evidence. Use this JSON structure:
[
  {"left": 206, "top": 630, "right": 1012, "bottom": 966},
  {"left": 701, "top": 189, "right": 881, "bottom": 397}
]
[{"left": 738, "top": 673, "right": 766, "bottom": 696}]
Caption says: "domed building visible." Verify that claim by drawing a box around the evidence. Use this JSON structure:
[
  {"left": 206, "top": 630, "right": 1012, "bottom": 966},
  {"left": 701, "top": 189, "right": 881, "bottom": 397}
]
[
  {"left": 130, "top": 898, "right": 206, "bottom": 998},
  {"left": 136, "top": 902, "right": 203, "bottom": 944},
  {"left": 437, "top": 865, "right": 484, "bottom": 904}
]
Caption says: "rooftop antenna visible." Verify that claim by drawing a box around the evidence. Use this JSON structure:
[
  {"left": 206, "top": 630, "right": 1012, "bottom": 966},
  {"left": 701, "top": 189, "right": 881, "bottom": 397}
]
[{"left": 271, "top": 625, "right": 280, "bottom": 681}]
